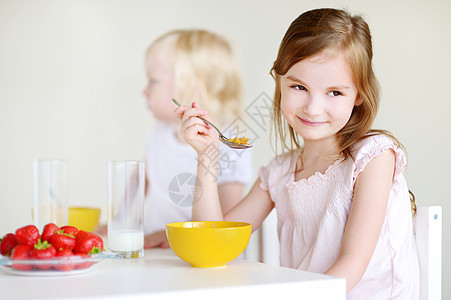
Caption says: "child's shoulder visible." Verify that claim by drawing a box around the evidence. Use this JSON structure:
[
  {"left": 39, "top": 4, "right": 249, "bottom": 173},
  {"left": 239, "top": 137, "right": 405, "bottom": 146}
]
[
  {"left": 351, "top": 133, "right": 407, "bottom": 177},
  {"left": 351, "top": 134, "right": 401, "bottom": 157},
  {"left": 259, "top": 151, "right": 296, "bottom": 191}
]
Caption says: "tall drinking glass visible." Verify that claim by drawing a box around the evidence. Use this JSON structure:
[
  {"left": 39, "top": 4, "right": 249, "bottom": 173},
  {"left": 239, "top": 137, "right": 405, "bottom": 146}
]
[
  {"left": 33, "top": 159, "right": 69, "bottom": 230},
  {"left": 107, "top": 160, "right": 145, "bottom": 258}
]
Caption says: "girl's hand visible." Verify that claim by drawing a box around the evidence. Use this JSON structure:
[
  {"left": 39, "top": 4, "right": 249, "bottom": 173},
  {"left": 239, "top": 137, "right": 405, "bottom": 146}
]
[
  {"left": 144, "top": 230, "right": 170, "bottom": 249},
  {"left": 174, "top": 102, "right": 219, "bottom": 155}
]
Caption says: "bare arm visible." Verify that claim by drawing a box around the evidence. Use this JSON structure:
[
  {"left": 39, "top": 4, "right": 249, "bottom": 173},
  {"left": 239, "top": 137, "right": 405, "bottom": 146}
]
[
  {"left": 194, "top": 159, "right": 273, "bottom": 231},
  {"left": 224, "top": 178, "right": 274, "bottom": 232},
  {"left": 193, "top": 153, "right": 223, "bottom": 220},
  {"left": 218, "top": 182, "right": 245, "bottom": 214},
  {"left": 176, "top": 102, "right": 274, "bottom": 230},
  {"left": 325, "top": 149, "right": 395, "bottom": 293}
]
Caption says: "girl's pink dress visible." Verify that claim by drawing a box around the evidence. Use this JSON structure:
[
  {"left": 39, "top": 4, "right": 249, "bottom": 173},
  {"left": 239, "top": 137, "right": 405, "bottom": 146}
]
[{"left": 259, "top": 134, "right": 419, "bottom": 299}]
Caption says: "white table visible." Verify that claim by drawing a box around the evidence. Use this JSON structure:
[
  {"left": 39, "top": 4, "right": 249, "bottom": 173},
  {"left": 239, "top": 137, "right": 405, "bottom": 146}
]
[{"left": 0, "top": 248, "right": 346, "bottom": 299}]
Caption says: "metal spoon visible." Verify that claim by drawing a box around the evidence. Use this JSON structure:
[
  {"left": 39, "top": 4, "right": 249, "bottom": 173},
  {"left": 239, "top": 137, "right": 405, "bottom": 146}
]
[{"left": 172, "top": 99, "right": 252, "bottom": 150}]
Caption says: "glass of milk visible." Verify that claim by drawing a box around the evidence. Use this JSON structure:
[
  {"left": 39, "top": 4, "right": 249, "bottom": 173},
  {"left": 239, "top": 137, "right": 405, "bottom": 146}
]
[{"left": 107, "top": 160, "right": 145, "bottom": 258}]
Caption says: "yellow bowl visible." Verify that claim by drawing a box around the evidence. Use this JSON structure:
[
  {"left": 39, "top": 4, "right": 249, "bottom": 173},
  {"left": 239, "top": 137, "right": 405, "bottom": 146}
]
[
  {"left": 68, "top": 206, "right": 101, "bottom": 232},
  {"left": 166, "top": 221, "right": 252, "bottom": 268}
]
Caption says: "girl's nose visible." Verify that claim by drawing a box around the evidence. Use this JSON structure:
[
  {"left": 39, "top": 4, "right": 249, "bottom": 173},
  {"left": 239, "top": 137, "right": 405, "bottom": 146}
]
[
  {"left": 303, "top": 95, "right": 323, "bottom": 116},
  {"left": 143, "top": 85, "right": 150, "bottom": 98}
]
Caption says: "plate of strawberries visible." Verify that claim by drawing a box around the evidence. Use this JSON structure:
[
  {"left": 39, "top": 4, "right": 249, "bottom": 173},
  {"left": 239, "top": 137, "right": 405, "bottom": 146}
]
[{"left": 0, "top": 223, "right": 117, "bottom": 276}]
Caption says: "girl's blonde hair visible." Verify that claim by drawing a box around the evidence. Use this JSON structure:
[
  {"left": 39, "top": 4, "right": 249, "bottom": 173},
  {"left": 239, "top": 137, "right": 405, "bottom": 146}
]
[{"left": 147, "top": 29, "right": 243, "bottom": 125}]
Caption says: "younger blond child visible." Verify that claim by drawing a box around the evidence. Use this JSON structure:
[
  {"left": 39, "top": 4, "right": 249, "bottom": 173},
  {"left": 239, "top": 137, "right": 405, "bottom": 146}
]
[{"left": 143, "top": 30, "right": 252, "bottom": 248}]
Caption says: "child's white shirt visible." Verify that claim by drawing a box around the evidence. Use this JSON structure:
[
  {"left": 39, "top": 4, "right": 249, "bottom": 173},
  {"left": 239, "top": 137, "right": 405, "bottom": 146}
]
[
  {"left": 259, "top": 134, "right": 419, "bottom": 299},
  {"left": 144, "top": 122, "right": 252, "bottom": 235}
]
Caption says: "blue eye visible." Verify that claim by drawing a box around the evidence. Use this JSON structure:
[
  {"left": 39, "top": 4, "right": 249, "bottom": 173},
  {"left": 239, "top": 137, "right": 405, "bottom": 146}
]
[{"left": 328, "top": 91, "right": 342, "bottom": 97}]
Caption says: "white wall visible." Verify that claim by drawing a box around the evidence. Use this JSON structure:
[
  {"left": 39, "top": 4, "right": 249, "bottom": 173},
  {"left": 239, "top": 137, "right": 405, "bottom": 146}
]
[{"left": 0, "top": 0, "right": 449, "bottom": 297}]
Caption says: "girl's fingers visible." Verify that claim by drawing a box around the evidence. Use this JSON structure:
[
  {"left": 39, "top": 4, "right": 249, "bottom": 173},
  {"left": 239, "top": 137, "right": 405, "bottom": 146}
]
[
  {"left": 183, "top": 108, "right": 207, "bottom": 121},
  {"left": 174, "top": 103, "right": 210, "bottom": 132},
  {"left": 174, "top": 105, "right": 190, "bottom": 119},
  {"left": 174, "top": 101, "right": 218, "bottom": 152},
  {"left": 182, "top": 114, "right": 211, "bottom": 133},
  {"left": 191, "top": 101, "right": 202, "bottom": 108},
  {"left": 174, "top": 101, "right": 205, "bottom": 116},
  {"left": 182, "top": 117, "right": 210, "bottom": 136},
  {"left": 175, "top": 106, "right": 206, "bottom": 122},
  {"left": 182, "top": 111, "right": 207, "bottom": 127}
]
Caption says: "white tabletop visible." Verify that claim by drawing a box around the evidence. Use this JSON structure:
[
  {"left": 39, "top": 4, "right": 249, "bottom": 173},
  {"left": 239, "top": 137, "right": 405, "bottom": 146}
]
[{"left": 0, "top": 248, "right": 345, "bottom": 299}]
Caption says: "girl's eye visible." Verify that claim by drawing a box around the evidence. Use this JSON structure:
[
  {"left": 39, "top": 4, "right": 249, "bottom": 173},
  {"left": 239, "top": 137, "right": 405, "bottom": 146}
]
[
  {"left": 328, "top": 91, "right": 342, "bottom": 97},
  {"left": 292, "top": 84, "right": 307, "bottom": 91}
]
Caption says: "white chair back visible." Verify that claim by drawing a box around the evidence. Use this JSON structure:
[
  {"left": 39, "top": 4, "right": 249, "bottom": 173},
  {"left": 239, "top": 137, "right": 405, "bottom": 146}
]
[{"left": 414, "top": 205, "right": 442, "bottom": 300}]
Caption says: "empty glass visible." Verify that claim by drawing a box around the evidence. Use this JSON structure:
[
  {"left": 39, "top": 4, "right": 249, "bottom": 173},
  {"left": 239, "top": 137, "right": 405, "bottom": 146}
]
[{"left": 33, "top": 159, "right": 69, "bottom": 230}]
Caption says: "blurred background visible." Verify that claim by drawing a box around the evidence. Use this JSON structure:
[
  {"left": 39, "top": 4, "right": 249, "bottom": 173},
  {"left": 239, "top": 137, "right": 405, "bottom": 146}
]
[{"left": 0, "top": 0, "right": 449, "bottom": 297}]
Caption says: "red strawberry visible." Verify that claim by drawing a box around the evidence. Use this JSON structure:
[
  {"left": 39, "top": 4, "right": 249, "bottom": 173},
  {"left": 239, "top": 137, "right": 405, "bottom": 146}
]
[
  {"left": 30, "top": 239, "right": 56, "bottom": 270},
  {"left": 55, "top": 248, "right": 74, "bottom": 257},
  {"left": 0, "top": 233, "right": 18, "bottom": 256},
  {"left": 75, "top": 230, "right": 89, "bottom": 239},
  {"left": 54, "top": 249, "right": 75, "bottom": 271},
  {"left": 74, "top": 231, "right": 103, "bottom": 255},
  {"left": 41, "top": 223, "right": 59, "bottom": 242},
  {"left": 11, "top": 244, "right": 33, "bottom": 270},
  {"left": 15, "top": 225, "right": 40, "bottom": 246},
  {"left": 50, "top": 230, "right": 76, "bottom": 251},
  {"left": 30, "top": 240, "right": 56, "bottom": 259},
  {"left": 60, "top": 226, "right": 79, "bottom": 237}
]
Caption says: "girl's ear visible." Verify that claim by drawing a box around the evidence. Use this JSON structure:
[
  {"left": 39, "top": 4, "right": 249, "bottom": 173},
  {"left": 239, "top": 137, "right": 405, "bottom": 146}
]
[{"left": 354, "top": 95, "right": 363, "bottom": 106}]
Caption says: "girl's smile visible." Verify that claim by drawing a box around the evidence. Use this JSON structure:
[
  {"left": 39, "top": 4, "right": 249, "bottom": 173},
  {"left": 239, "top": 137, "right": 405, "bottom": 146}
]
[{"left": 298, "top": 117, "right": 327, "bottom": 127}]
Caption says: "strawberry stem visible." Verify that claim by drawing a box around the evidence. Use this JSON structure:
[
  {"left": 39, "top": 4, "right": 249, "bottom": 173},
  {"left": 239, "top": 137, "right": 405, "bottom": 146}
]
[
  {"left": 88, "top": 247, "right": 102, "bottom": 254},
  {"left": 34, "top": 239, "right": 52, "bottom": 250},
  {"left": 56, "top": 230, "right": 75, "bottom": 238}
]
